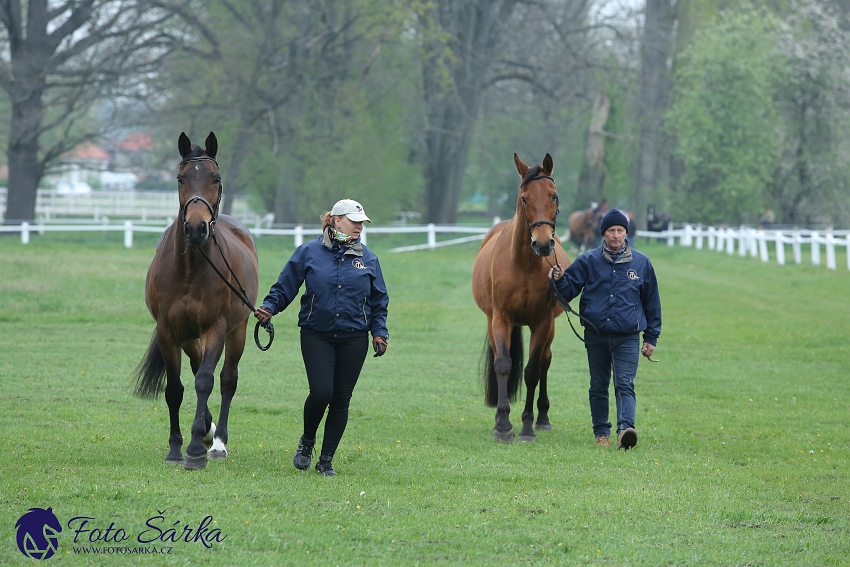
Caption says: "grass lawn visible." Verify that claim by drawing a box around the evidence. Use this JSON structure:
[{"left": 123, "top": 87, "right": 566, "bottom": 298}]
[{"left": 0, "top": 230, "right": 848, "bottom": 566}]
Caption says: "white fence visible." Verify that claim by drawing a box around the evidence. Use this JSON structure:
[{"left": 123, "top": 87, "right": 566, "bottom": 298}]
[
  {"left": 637, "top": 225, "right": 850, "bottom": 271},
  {"left": 1, "top": 217, "right": 849, "bottom": 272},
  {"left": 0, "top": 188, "right": 256, "bottom": 221}
]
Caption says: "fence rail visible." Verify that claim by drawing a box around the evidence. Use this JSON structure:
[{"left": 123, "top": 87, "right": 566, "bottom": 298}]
[
  {"left": 0, "top": 188, "right": 256, "bottom": 221},
  {"left": 1, "top": 218, "right": 848, "bottom": 272}
]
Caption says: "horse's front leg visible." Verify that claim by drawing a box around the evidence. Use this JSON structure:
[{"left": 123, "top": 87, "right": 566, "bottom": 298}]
[
  {"left": 519, "top": 319, "right": 554, "bottom": 442},
  {"left": 184, "top": 325, "right": 227, "bottom": 470},
  {"left": 208, "top": 322, "right": 248, "bottom": 460}
]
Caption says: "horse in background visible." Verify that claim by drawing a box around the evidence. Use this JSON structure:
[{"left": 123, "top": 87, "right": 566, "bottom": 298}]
[
  {"left": 133, "top": 132, "right": 259, "bottom": 470},
  {"left": 472, "top": 153, "right": 569, "bottom": 442},
  {"left": 567, "top": 199, "right": 608, "bottom": 252},
  {"left": 646, "top": 204, "right": 670, "bottom": 232}
]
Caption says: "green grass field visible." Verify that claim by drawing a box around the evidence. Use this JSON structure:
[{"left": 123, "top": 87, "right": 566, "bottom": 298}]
[{"left": 1, "top": 230, "right": 848, "bottom": 566}]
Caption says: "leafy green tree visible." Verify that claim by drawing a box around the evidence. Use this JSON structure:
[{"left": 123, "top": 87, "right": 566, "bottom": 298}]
[{"left": 667, "top": 6, "right": 785, "bottom": 225}]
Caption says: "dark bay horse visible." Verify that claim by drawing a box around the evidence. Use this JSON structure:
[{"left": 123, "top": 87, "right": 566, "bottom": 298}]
[
  {"left": 133, "top": 132, "right": 259, "bottom": 470},
  {"left": 568, "top": 199, "right": 608, "bottom": 252},
  {"left": 472, "top": 154, "right": 570, "bottom": 442}
]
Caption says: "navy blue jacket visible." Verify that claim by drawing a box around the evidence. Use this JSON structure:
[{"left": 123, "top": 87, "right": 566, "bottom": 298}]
[
  {"left": 553, "top": 242, "right": 661, "bottom": 345},
  {"left": 261, "top": 235, "right": 389, "bottom": 340}
]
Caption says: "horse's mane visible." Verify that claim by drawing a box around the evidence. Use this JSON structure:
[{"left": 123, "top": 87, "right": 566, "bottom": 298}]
[{"left": 520, "top": 165, "right": 544, "bottom": 188}]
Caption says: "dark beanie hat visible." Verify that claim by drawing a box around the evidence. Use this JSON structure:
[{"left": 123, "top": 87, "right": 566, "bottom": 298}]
[{"left": 600, "top": 208, "right": 629, "bottom": 234}]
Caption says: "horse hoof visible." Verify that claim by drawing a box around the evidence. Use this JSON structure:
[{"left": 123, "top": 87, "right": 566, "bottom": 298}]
[
  {"left": 535, "top": 423, "right": 552, "bottom": 432},
  {"left": 207, "top": 449, "right": 227, "bottom": 460},
  {"left": 518, "top": 434, "right": 537, "bottom": 443},
  {"left": 183, "top": 454, "right": 207, "bottom": 470},
  {"left": 492, "top": 428, "right": 515, "bottom": 443}
]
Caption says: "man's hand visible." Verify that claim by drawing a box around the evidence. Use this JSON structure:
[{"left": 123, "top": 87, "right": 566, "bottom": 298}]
[
  {"left": 548, "top": 264, "right": 565, "bottom": 281},
  {"left": 255, "top": 307, "right": 273, "bottom": 325},
  {"left": 372, "top": 336, "right": 387, "bottom": 357},
  {"left": 641, "top": 342, "right": 656, "bottom": 359}
]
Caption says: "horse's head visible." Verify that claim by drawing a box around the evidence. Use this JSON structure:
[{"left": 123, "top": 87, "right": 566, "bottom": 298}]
[
  {"left": 177, "top": 132, "right": 221, "bottom": 246},
  {"left": 590, "top": 198, "right": 609, "bottom": 232},
  {"left": 514, "top": 153, "right": 559, "bottom": 257}
]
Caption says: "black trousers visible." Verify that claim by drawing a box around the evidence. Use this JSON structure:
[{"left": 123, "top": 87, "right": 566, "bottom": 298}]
[{"left": 300, "top": 329, "right": 368, "bottom": 456}]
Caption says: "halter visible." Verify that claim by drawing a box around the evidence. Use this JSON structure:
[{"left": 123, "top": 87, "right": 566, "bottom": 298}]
[
  {"left": 521, "top": 174, "right": 560, "bottom": 236},
  {"left": 178, "top": 156, "right": 222, "bottom": 228}
]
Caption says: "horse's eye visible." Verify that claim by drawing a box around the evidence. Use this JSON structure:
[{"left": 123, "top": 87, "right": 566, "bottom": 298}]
[
  {"left": 176, "top": 176, "right": 184, "bottom": 185},
  {"left": 552, "top": 195, "right": 558, "bottom": 202},
  {"left": 214, "top": 176, "right": 222, "bottom": 184},
  {"left": 521, "top": 197, "right": 527, "bottom": 205}
]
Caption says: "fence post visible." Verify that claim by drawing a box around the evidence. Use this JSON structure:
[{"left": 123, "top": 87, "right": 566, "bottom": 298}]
[
  {"left": 124, "top": 220, "right": 133, "bottom": 249},
  {"left": 361, "top": 227, "right": 367, "bottom": 246},
  {"left": 21, "top": 221, "right": 30, "bottom": 244},
  {"left": 707, "top": 226, "right": 715, "bottom": 250},
  {"left": 792, "top": 230, "right": 802, "bottom": 264},
  {"left": 775, "top": 232, "right": 785, "bottom": 265},
  {"left": 758, "top": 230, "right": 769, "bottom": 262},
  {"left": 294, "top": 224, "right": 303, "bottom": 248},
  {"left": 695, "top": 225, "right": 703, "bottom": 250},
  {"left": 811, "top": 232, "right": 820, "bottom": 266},
  {"left": 825, "top": 229, "right": 835, "bottom": 270},
  {"left": 738, "top": 227, "right": 747, "bottom": 256},
  {"left": 726, "top": 228, "right": 735, "bottom": 254},
  {"left": 427, "top": 223, "right": 436, "bottom": 250},
  {"left": 845, "top": 232, "right": 850, "bottom": 270}
]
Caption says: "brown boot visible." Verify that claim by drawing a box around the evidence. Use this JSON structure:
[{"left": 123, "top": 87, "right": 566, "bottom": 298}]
[{"left": 595, "top": 435, "right": 611, "bottom": 447}]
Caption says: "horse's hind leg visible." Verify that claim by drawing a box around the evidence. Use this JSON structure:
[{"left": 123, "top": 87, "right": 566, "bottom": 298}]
[
  {"left": 158, "top": 334, "right": 185, "bottom": 464},
  {"left": 209, "top": 323, "right": 247, "bottom": 460}
]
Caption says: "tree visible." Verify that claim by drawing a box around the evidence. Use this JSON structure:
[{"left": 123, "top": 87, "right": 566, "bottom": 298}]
[
  {"left": 666, "top": 6, "right": 784, "bottom": 224},
  {"left": 772, "top": 0, "right": 850, "bottom": 226},
  {"left": 0, "top": 0, "right": 193, "bottom": 225},
  {"left": 633, "top": 0, "right": 676, "bottom": 229}
]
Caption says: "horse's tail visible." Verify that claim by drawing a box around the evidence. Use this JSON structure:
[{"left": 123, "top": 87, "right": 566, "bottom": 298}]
[
  {"left": 132, "top": 330, "right": 167, "bottom": 399},
  {"left": 482, "top": 326, "right": 524, "bottom": 407}
]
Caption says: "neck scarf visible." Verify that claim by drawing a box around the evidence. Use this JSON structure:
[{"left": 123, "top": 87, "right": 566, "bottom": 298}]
[{"left": 603, "top": 241, "right": 627, "bottom": 263}]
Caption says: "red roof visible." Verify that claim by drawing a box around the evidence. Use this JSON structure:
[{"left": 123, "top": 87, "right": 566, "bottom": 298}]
[
  {"left": 63, "top": 142, "right": 110, "bottom": 161},
  {"left": 119, "top": 133, "right": 153, "bottom": 151}
]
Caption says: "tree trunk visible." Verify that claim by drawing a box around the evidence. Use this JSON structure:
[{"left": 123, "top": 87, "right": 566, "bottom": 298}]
[
  {"left": 635, "top": 0, "right": 676, "bottom": 229},
  {"left": 576, "top": 92, "right": 610, "bottom": 208},
  {"left": 4, "top": 85, "right": 45, "bottom": 225}
]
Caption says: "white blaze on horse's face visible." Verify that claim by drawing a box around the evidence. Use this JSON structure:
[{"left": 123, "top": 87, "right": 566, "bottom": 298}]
[{"left": 178, "top": 159, "right": 221, "bottom": 247}]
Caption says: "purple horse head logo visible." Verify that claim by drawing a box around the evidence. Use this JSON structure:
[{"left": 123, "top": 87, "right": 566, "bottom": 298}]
[{"left": 15, "top": 507, "right": 62, "bottom": 559}]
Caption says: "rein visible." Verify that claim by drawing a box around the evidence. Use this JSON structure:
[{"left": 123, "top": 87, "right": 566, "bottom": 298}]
[{"left": 195, "top": 232, "right": 275, "bottom": 351}]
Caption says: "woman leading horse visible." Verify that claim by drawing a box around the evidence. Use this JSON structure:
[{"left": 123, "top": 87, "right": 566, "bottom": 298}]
[{"left": 472, "top": 154, "right": 570, "bottom": 442}]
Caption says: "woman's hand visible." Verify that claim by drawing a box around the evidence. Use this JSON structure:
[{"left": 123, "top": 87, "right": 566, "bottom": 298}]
[
  {"left": 255, "top": 307, "right": 273, "bottom": 324},
  {"left": 372, "top": 336, "right": 387, "bottom": 357}
]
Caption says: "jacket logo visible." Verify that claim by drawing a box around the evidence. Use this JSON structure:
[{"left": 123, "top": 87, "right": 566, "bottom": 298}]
[
  {"left": 352, "top": 259, "right": 366, "bottom": 270},
  {"left": 627, "top": 269, "right": 640, "bottom": 280}
]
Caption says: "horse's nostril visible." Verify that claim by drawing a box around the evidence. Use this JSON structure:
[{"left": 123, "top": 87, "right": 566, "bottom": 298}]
[{"left": 183, "top": 223, "right": 191, "bottom": 236}]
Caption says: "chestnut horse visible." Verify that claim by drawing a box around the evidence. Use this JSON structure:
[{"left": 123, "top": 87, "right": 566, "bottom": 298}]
[
  {"left": 472, "top": 154, "right": 570, "bottom": 442},
  {"left": 133, "top": 132, "right": 259, "bottom": 470},
  {"left": 568, "top": 199, "right": 608, "bottom": 252}
]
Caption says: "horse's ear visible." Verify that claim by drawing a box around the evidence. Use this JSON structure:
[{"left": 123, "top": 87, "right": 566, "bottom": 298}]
[
  {"left": 178, "top": 132, "right": 192, "bottom": 159},
  {"left": 542, "top": 153, "right": 554, "bottom": 176},
  {"left": 205, "top": 132, "right": 218, "bottom": 159},
  {"left": 513, "top": 153, "right": 528, "bottom": 177}
]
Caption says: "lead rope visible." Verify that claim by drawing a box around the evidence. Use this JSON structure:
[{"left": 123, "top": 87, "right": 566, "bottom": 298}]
[
  {"left": 196, "top": 231, "right": 274, "bottom": 351},
  {"left": 542, "top": 247, "right": 598, "bottom": 342}
]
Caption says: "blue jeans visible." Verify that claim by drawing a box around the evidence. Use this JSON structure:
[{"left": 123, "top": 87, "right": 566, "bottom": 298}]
[{"left": 584, "top": 332, "right": 639, "bottom": 437}]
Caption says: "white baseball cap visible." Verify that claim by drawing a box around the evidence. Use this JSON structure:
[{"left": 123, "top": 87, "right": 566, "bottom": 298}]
[{"left": 331, "top": 199, "right": 371, "bottom": 223}]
